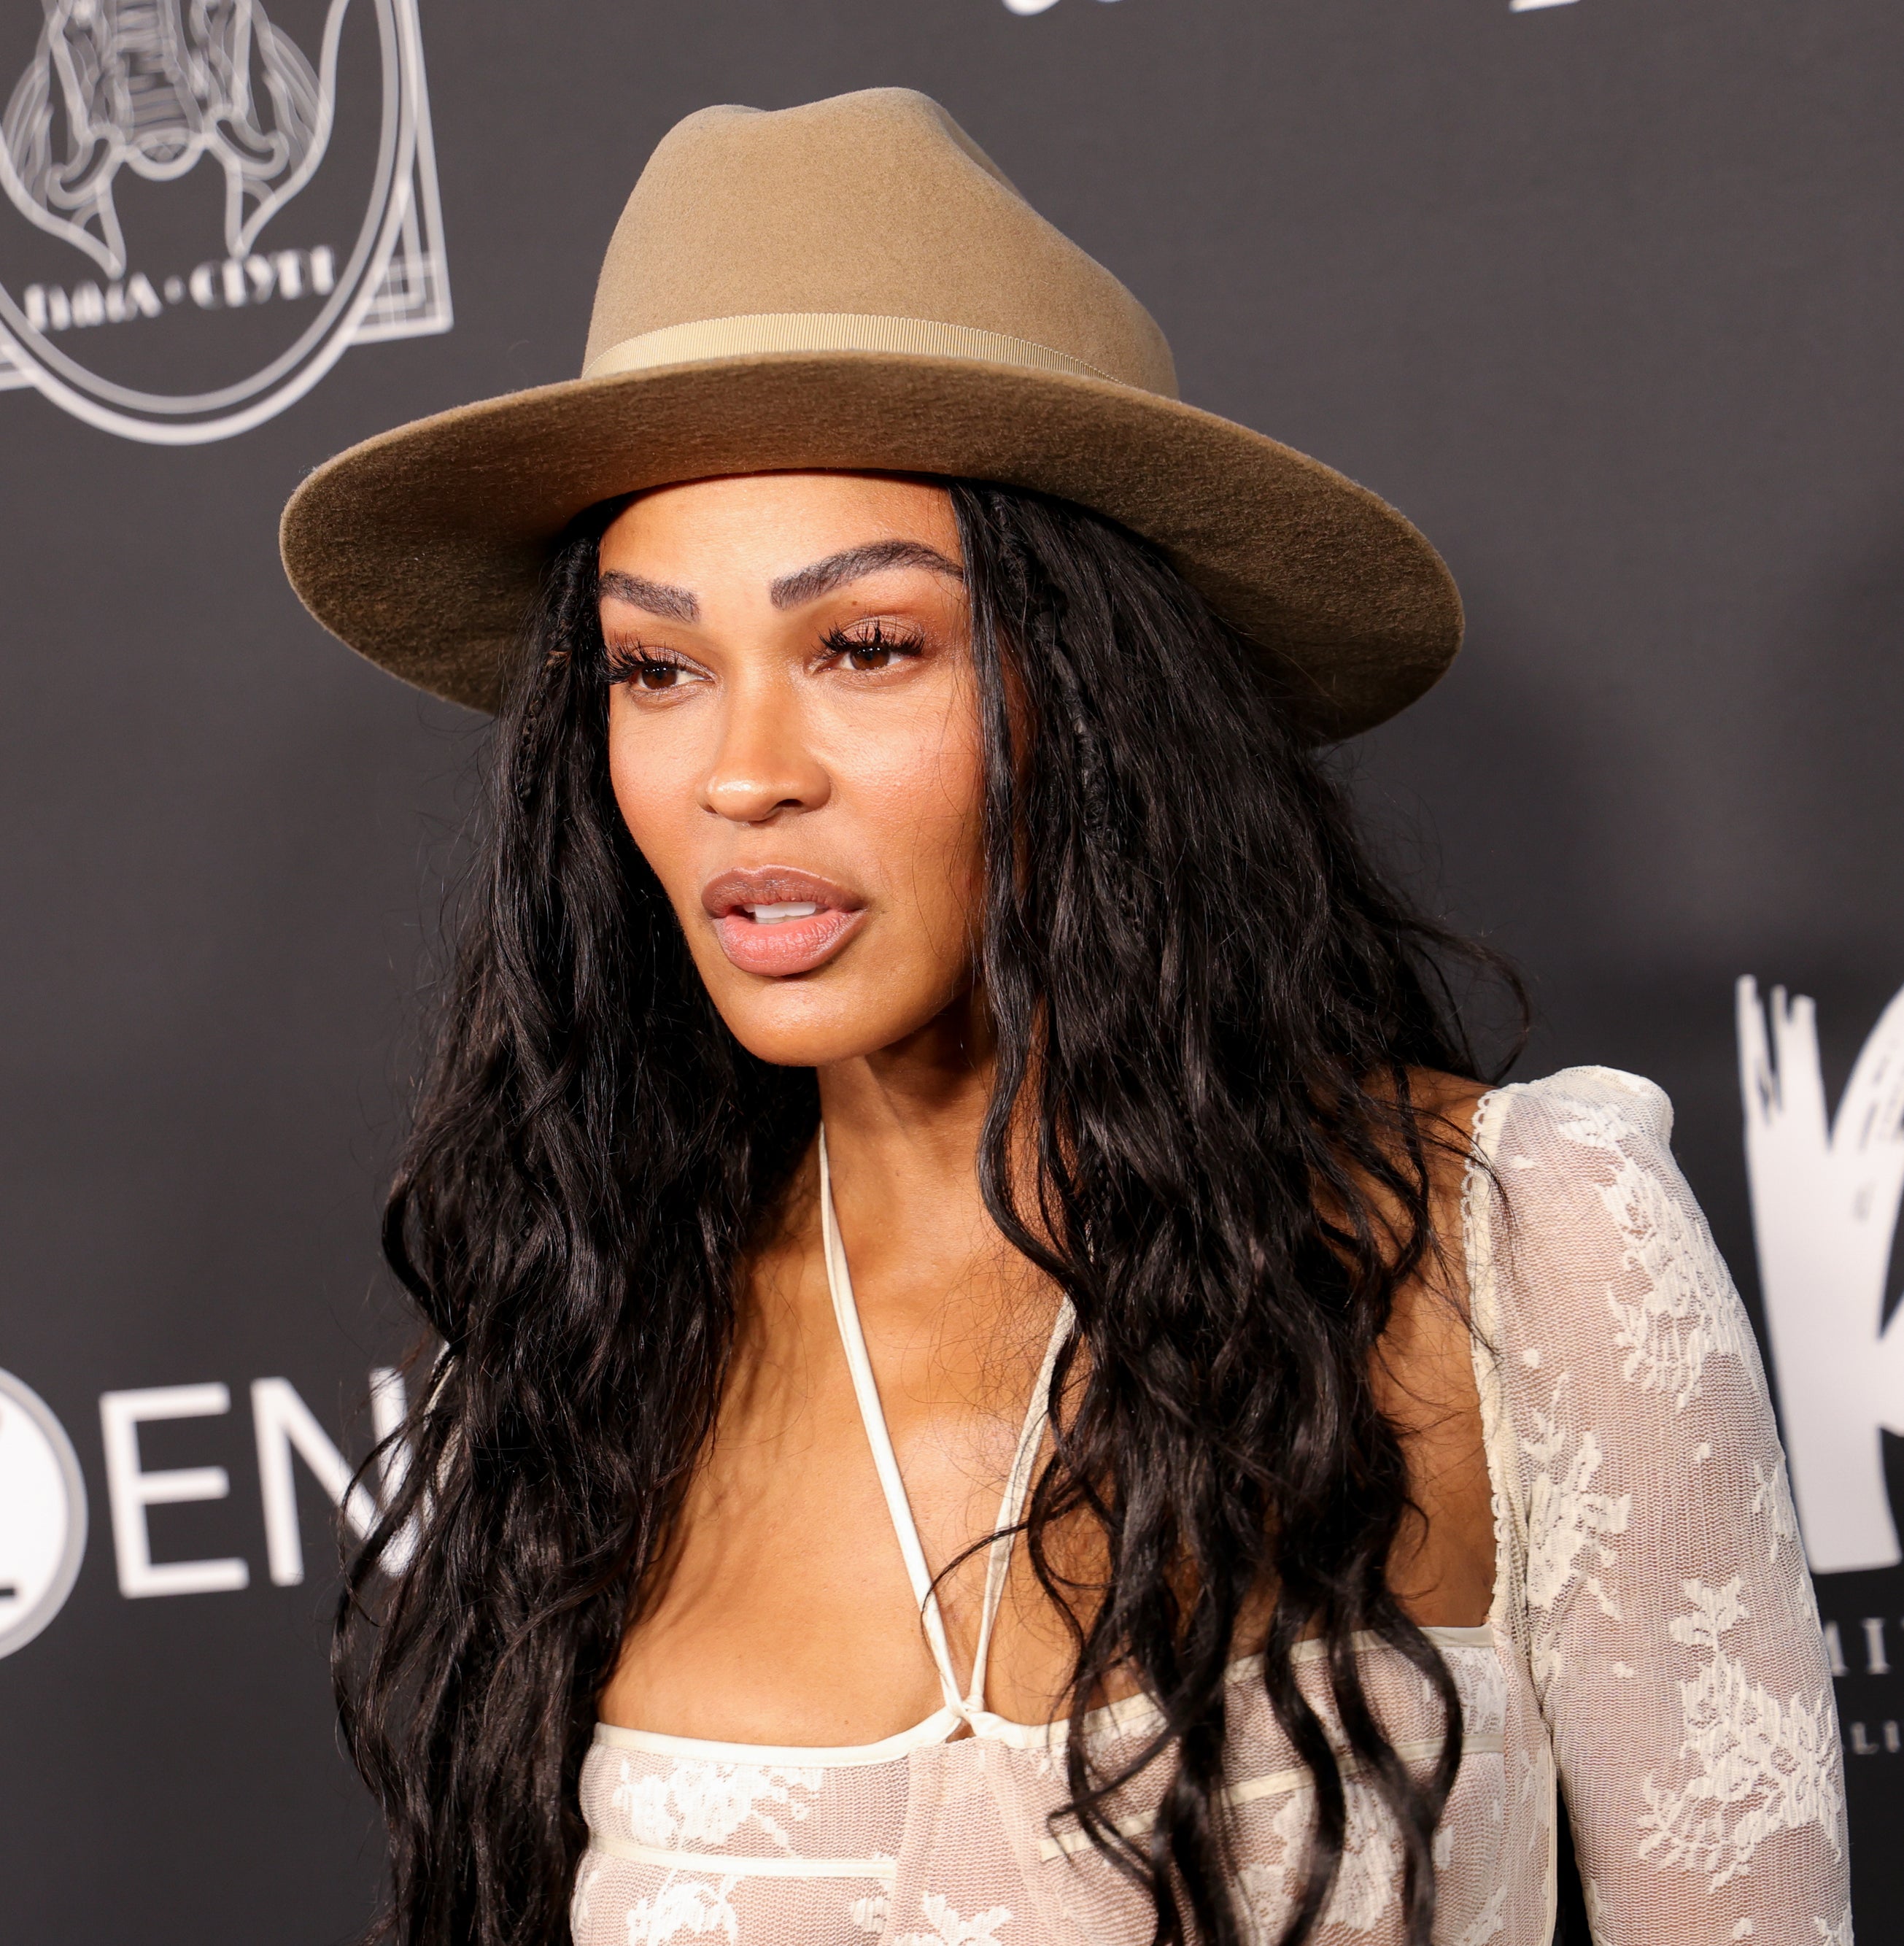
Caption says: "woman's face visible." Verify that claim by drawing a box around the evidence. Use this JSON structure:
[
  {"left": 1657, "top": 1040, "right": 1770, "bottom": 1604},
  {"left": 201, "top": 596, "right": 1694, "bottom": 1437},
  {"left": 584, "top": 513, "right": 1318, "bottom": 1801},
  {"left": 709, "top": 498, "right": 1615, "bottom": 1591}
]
[{"left": 600, "top": 472, "right": 987, "bottom": 1070}]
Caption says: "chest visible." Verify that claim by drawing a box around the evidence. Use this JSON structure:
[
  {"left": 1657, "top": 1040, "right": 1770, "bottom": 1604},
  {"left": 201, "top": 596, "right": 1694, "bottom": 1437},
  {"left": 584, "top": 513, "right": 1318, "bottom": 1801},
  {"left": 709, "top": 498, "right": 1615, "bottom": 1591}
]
[
  {"left": 602, "top": 1329, "right": 1494, "bottom": 1747},
  {"left": 602, "top": 1277, "right": 1080, "bottom": 1741},
  {"left": 604, "top": 1132, "right": 1494, "bottom": 1744}
]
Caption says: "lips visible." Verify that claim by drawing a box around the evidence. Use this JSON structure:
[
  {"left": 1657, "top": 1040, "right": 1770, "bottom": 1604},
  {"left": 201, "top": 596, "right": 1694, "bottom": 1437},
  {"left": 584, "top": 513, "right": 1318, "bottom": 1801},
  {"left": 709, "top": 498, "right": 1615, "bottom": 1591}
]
[{"left": 701, "top": 867, "right": 868, "bottom": 977}]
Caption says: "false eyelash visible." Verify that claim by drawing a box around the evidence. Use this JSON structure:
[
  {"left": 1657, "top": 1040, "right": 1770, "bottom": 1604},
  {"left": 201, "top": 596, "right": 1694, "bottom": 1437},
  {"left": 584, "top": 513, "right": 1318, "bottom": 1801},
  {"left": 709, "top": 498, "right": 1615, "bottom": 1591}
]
[
  {"left": 819, "top": 619, "right": 924, "bottom": 661},
  {"left": 602, "top": 643, "right": 690, "bottom": 686}
]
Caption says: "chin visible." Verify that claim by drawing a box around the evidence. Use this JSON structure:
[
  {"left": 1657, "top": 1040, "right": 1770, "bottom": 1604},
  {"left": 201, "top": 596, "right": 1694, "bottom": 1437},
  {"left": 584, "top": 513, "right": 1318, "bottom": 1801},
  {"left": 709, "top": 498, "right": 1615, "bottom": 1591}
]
[
  {"left": 703, "top": 981, "right": 918, "bottom": 1070},
  {"left": 698, "top": 949, "right": 977, "bottom": 1069}
]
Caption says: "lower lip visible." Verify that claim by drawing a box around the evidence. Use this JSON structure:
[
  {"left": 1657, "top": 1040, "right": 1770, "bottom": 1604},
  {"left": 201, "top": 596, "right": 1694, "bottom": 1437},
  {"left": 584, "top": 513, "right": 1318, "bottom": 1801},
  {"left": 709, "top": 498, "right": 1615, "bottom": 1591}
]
[{"left": 713, "top": 906, "right": 866, "bottom": 976}]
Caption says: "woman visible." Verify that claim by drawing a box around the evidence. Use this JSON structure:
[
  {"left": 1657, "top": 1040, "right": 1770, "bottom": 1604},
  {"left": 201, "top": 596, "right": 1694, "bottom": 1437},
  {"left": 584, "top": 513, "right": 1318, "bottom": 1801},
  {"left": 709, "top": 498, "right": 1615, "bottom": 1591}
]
[{"left": 282, "top": 90, "right": 1849, "bottom": 1946}]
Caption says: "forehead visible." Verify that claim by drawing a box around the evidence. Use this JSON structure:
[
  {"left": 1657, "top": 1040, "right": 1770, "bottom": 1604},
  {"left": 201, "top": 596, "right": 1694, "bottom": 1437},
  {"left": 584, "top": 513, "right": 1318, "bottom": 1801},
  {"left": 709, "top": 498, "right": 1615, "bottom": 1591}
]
[{"left": 598, "top": 472, "right": 960, "bottom": 587}]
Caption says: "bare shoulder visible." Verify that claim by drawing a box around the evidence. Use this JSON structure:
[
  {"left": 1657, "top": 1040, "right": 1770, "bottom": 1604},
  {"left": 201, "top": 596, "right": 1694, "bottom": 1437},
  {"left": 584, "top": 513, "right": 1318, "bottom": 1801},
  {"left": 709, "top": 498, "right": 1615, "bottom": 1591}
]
[
  {"left": 1376, "top": 1069, "right": 1497, "bottom": 1625},
  {"left": 1371, "top": 1065, "right": 1485, "bottom": 1310},
  {"left": 1345, "top": 1066, "right": 1489, "bottom": 1252},
  {"left": 1406, "top": 1066, "right": 1493, "bottom": 1158}
]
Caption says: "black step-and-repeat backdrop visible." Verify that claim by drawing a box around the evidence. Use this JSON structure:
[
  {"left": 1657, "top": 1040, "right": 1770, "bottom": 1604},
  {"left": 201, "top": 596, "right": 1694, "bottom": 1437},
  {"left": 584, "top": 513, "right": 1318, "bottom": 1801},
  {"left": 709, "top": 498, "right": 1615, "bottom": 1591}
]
[{"left": 1, "top": 1, "right": 1898, "bottom": 1938}]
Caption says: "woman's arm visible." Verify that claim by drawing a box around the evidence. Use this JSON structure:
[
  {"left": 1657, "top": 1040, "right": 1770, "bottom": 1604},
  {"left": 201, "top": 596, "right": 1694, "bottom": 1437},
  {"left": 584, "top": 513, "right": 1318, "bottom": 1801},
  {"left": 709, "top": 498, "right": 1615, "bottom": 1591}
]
[{"left": 1483, "top": 1070, "right": 1851, "bottom": 1945}]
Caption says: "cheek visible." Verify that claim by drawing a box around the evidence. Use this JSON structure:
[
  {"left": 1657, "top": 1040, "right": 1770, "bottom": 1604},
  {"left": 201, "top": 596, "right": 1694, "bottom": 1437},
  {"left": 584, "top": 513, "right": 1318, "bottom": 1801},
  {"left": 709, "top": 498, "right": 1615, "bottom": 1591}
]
[
  {"left": 605, "top": 711, "right": 703, "bottom": 901},
  {"left": 855, "top": 706, "right": 988, "bottom": 954}
]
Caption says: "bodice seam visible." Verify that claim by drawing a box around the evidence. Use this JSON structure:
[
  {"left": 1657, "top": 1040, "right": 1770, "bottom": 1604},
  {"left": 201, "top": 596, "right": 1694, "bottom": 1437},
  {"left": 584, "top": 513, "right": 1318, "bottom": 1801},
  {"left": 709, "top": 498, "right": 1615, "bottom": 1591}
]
[{"left": 591, "top": 1627, "right": 1499, "bottom": 1766}]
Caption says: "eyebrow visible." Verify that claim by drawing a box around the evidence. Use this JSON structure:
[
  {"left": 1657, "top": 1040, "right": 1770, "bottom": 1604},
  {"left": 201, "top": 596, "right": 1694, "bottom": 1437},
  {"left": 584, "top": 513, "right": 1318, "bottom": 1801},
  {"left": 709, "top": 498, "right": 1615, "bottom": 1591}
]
[
  {"left": 598, "top": 568, "right": 698, "bottom": 622},
  {"left": 769, "top": 541, "right": 964, "bottom": 610},
  {"left": 596, "top": 540, "right": 963, "bottom": 624}
]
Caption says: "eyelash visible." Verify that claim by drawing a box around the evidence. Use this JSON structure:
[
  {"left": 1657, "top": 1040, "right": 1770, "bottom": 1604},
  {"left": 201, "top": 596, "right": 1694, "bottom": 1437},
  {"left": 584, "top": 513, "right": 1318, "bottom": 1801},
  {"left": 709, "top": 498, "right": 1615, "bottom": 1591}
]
[
  {"left": 604, "top": 622, "right": 924, "bottom": 689},
  {"left": 604, "top": 644, "right": 696, "bottom": 690},
  {"left": 819, "top": 620, "right": 924, "bottom": 670}
]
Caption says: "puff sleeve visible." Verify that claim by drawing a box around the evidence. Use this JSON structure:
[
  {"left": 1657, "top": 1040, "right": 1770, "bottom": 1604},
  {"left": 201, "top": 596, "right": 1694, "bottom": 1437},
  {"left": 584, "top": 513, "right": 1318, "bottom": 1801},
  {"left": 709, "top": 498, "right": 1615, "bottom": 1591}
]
[{"left": 1469, "top": 1069, "right": 1852, "bottom": 1945}]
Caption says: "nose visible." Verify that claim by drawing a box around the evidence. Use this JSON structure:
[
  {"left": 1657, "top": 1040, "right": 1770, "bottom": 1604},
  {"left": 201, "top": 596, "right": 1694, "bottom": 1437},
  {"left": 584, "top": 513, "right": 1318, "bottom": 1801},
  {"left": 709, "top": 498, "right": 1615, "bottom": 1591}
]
[{"left": 700, "top": 682, "right": 831, "bottom": 825}]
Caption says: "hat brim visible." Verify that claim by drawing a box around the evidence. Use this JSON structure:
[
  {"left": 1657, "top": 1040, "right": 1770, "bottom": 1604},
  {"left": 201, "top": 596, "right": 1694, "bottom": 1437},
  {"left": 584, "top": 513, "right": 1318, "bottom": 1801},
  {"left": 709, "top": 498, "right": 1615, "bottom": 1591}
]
[{"left": 279, "top": 354, "right": 1460, "bottom": 738}]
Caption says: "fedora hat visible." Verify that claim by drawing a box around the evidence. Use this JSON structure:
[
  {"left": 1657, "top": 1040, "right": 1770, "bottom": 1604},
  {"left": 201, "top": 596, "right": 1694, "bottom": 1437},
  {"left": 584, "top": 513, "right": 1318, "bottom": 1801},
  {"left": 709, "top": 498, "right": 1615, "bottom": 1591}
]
[{"left": 280, "top": 88, "right": 1460, "bottom": 738}]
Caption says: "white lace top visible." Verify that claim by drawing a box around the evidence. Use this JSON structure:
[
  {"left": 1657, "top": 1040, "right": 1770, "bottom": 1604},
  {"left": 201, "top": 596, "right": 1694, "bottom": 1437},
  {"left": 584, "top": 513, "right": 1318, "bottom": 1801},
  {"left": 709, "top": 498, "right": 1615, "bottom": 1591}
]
[{"left": 570, "top": 1069, "right": 1851, "bottom": 1945}]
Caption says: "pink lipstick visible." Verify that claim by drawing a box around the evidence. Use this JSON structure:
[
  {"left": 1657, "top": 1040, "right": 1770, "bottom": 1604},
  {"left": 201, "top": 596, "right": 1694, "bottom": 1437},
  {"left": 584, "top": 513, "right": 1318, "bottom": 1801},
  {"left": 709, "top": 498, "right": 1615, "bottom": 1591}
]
[{"left": 701, "top": 867, "right": 867, "bottom": 976}]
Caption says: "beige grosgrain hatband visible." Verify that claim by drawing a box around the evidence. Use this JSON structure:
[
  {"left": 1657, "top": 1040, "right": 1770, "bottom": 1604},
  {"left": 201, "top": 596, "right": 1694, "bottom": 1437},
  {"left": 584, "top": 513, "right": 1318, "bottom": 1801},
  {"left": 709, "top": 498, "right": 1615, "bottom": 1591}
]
[{"left": 581, "top": 312, "right": 1120, "bottom": 385}]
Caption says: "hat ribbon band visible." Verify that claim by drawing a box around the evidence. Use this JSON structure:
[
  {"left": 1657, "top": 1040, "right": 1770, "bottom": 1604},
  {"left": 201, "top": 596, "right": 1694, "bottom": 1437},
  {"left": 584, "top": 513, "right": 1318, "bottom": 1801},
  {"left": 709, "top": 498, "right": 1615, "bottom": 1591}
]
[{"left": 581, "top": 312, "right": 1121, "bottom": 385}]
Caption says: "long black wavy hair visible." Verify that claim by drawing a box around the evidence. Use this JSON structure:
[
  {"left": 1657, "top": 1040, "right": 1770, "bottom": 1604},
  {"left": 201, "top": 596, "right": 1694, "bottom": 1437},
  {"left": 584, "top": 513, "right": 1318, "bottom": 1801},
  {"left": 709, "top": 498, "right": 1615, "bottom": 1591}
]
[{"left": 338, "top": 478, "right": 1519, "bottom": 1946}]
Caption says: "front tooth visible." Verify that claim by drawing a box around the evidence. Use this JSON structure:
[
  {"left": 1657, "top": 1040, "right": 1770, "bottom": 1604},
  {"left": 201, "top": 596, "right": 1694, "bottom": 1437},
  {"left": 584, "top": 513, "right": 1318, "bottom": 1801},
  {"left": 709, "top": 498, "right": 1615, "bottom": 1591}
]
[{"left": 749, "top": 901, "right": 821, "bottom": 922}]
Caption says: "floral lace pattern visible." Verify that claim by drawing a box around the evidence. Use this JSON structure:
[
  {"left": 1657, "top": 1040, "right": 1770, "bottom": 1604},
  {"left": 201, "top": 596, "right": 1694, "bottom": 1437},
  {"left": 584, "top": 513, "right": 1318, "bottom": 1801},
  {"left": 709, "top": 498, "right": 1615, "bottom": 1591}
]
[
  {"left": 1638, "top": 1578, "right": 1845, "bottom": 1891},
  {"left": 1475, "top": 1070, "right": 1851, "bottom": 1945},
  {"left": 1519, "top": 1384, "right": 1632, "bottom": 1691},
  {"left": 568, "top": 1070, "right": 1851, "bottom": 1946},
  {"left": 1554, "top": 1100, "right": 1755, "bottom": 1414},
  {"left": 625, "top": 1874, "right": 741, "bottom": 1944},
  {"left": 899, "top": 1896, "right": 1016, "bottom": 1944},
  {"left": 1236, "top": 1789, "right": 1403, "bottom": 1937},
  {"left": 610, "top": 1756, "right": 824, "bottom": 1853}
]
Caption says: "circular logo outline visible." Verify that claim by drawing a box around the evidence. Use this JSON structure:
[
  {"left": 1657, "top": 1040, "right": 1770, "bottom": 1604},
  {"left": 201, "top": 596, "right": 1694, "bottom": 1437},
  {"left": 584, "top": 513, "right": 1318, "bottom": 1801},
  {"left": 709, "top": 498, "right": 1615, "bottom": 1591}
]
[
  {"left": 0, "top": 0, "right": 419, "bottom": 445},
  {"left": 0, "top": 1367, "right": 88, "bottom": 1661}
]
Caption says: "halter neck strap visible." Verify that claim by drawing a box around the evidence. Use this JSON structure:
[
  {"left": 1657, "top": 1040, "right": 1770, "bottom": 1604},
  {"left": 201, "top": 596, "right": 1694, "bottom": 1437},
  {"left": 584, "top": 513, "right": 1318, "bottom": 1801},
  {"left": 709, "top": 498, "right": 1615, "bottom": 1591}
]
[{"left": 818, "top": 1129, "right": 1071, "bottom": 1719}]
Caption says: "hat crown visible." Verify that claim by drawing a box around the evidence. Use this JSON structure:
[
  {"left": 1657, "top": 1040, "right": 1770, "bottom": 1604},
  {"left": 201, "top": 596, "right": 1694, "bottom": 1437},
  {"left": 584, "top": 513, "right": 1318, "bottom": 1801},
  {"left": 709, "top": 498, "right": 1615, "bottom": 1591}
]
[{"left": 582, "top": 88, "right": 1177, "bottom": 399}]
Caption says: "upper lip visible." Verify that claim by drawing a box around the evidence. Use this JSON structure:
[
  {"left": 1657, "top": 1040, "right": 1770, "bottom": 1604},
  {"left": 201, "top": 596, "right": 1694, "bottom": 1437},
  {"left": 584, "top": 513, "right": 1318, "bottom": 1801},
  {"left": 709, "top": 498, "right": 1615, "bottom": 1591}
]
[{"left": 700, "top": 867, "right": 866, "bottom": 917}]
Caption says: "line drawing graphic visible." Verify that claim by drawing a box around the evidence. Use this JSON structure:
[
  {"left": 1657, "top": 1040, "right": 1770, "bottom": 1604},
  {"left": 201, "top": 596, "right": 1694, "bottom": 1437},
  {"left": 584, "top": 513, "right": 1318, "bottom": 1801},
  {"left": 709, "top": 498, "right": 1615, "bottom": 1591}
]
[
  {"left": 1738, "top": 976, "right": 1904, "bottom": 1574},
  {"left": 1, "top": 0, "right": 345, "bottom": 279},
  {"left": 0, "top": 0, "right": 449, "bottom": 439}
]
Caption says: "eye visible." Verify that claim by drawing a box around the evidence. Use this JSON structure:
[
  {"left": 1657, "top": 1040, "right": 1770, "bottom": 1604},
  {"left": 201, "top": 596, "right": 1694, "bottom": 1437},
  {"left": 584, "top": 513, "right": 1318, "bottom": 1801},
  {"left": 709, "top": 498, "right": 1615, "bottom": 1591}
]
[
  {"left": 607, "top": 648, "right": 704, "bottom": 692},
  {"left": 823, "top": 621, "right": 922, "bottom": 673}
]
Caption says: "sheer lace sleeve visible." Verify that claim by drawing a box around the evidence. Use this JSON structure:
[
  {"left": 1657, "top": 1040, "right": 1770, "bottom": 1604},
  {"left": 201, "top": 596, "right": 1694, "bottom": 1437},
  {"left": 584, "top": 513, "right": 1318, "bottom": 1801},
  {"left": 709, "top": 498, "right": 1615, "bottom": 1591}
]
[{"left": 1468, "top": 1068, "right": 1851, "bottom": 1946}]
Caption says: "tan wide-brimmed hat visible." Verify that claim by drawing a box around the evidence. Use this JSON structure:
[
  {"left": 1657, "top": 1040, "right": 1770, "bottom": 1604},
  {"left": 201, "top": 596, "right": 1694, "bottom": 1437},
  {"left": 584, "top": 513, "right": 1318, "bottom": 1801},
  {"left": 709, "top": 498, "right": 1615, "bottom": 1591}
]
[{"left": 280, "top": 88, "right": 1460, "bottom": 737}]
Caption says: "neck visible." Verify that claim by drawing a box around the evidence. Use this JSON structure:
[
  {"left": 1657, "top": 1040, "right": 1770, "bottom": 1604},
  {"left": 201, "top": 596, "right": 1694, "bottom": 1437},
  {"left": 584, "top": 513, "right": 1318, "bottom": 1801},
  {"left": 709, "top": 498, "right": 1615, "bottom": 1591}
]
[{"left": 812, "top": 989, "right": 1007, "bottom": 1312}]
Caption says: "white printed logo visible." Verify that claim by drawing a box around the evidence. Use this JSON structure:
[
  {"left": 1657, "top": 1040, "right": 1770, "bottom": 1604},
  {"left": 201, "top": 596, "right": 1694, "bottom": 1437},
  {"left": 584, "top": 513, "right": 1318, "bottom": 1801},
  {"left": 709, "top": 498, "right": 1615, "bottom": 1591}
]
[
  {"left": 0, "top": 0, "right": 448, "bottom": 442},
  {"left": 1738, "top": 976, "right": 1904, "bottom": 1575},
  {"left": 0, "top": 1366, "right": 88, "bottom": 1659}
]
